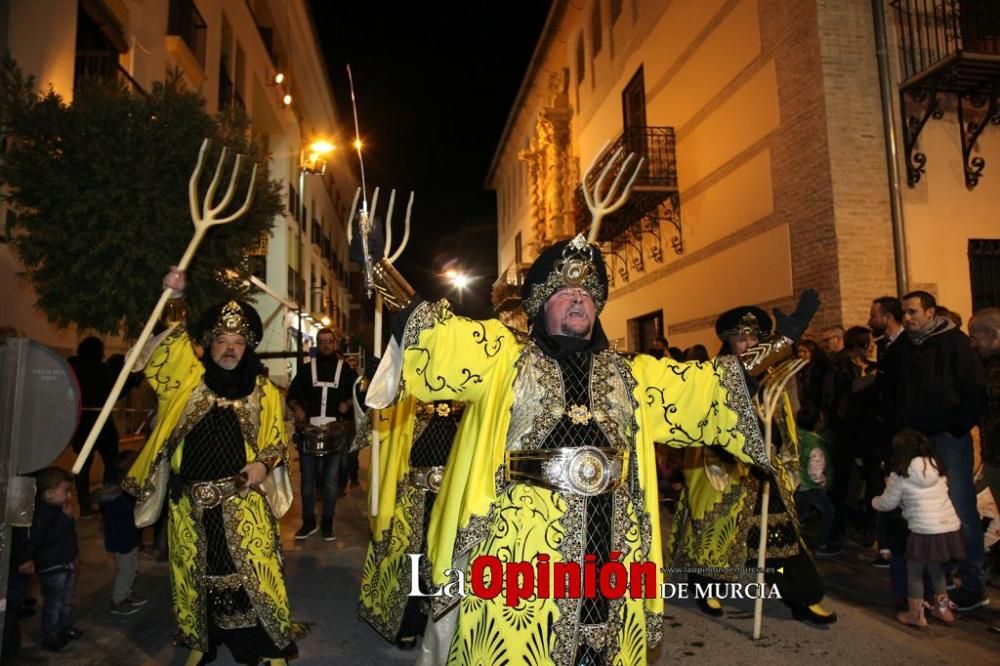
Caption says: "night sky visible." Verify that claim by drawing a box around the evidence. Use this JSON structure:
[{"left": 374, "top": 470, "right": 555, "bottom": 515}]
[{"left": 308, "top": 2, "right": 551, "bottom": 318}]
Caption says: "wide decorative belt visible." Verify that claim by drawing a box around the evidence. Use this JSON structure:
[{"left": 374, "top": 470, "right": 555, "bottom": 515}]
[
  {"left": 184, "top": 475, "right": 244, "bottom": 510},
  {"left": 505, "top": 447, "right": 628, "bottom": 496},
  {"left": 404, "top": 466, "right": 446, "bottom": 493}
]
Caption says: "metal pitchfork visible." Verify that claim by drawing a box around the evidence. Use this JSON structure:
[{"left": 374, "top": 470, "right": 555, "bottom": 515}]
[
  {"left": 72, "top": 139, "right": 257, "bottom": 474},
  {"left": 345, "top": 186, "right": 412, "bottom": 519},
  {"left": 751, "top": 357, "right": 808, "bottom": 640},
  {"left": 581, "top": 141, "right": 645, "bottom": 244}
]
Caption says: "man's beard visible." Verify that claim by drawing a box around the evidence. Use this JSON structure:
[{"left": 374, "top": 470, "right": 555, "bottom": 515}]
[
  {"left": 216, "top": 355, "right": 240, "bottom": 370},
  {"left": 559, "top": 319, "right": 592, "bottom": 338}
]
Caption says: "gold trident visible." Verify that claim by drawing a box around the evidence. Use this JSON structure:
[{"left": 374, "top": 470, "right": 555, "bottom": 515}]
[{"left": 73, "top": 139, "right": 258, "bottom": 474}]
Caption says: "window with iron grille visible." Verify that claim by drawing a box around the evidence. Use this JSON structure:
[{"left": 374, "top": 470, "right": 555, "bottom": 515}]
[
  {"left": 969, "top": 239, "right": 1000, "bottom": 310},
  {"left": 627, "top": 310, "right": 663, "bottom": 353}
]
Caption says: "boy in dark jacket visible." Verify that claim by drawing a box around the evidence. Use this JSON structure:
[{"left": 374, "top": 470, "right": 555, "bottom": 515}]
[
  {"left": 95, "top": 450, "right": 148, "bottom": 615},
  {"left": 30, "top": 467, "right": 82, "bottom": 652}
]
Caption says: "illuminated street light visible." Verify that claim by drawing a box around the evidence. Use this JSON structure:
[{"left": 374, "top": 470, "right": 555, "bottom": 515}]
[
  {"left": 353, "top": 138, "right": 363, "bottom": 151},
  {"left": 274, "top": 72, "right": 285, "bottom": 85},
  {"left": 452, "top": 273, "right": 470, "bottom": 289},
  {"left": 302, "top": 138, "right": 336, "bottom": 175},
  {"left": 309, "top": 140, "right": 336, "bottom": 155}
]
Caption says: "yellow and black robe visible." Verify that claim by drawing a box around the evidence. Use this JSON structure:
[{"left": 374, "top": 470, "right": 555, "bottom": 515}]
[
  {"left": 666, "top": 392, "right": 823, "bottom": 606},
  {"left": 373, "top": 300, "right": 767, "bottom": 666},
  {"left": 123, "top": 326, "right": 294, "bottom": 654},
  {"left": 358, "top": 397, "right": 465, "bottom": 642}
]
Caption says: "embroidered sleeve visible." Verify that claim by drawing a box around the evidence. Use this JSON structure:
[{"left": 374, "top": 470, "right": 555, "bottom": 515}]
[
  {"left": 142, "top": 325, "right": 199, "bottom": 399},
  {"left": 399, "top": 299, "right": 517, "bottom": 405},
  {"left": 635, "top": 354, "right": 767, "bottom": 470}
]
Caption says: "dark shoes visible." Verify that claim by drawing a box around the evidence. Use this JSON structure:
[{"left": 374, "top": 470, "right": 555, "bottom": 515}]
[
  {"left": 41, "top": 635, "right": 69, "bottom": 652},
  {"left": 295, "top": 522, "right": 318, "bottom": 540},
  {"left": 814, "top": 543, "right": 843, "bottom": 557},
  {"left": 111, "top": 598, "right": 145, "bottom": 615},
  {"left": 321, "top": 520, "right": 336, "bottom": 542},
  {"left": 62, "top": 626, "right": 84, "bottom": 640},
  {"left": 949, "top": 587, "right": 990, "bottom": 612},
  {"left": 395, "top": 636, "right": 419, "bottom": 650}
]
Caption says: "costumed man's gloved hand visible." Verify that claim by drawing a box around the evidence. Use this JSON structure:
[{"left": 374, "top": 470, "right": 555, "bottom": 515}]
[{"left": 773, "top": 289, "right": 820, "bottom": 341}]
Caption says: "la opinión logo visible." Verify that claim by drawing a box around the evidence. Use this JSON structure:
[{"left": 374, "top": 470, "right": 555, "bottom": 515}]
[{"left": 406, "top": 554, "right": 781, "bottom": 606}]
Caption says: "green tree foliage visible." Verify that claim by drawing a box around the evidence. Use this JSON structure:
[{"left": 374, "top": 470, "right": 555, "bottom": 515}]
[{"left": 0, "top": 55, "right": 284, "bottom": 338}]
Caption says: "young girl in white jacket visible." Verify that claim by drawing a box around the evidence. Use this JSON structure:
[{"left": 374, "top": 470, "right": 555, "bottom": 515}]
[{"left": 872, "top": 429, "right": 965, "bottom": 626}]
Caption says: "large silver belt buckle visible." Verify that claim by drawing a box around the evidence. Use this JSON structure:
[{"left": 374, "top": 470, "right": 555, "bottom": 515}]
[
  {"left": 408, "top": 466, "right": 445, "bottom": 492},
  {"left": 191, "top": 481, "right": 224, "bottom": 510},
  {"left": 424, "top": 467, "right": 444, "bottom": 493},
  {"left": 546, "top": 447, "right": 619, "bottom": 496}
]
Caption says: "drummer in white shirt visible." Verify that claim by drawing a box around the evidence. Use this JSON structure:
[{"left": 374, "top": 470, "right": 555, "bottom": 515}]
[{"left": 287, "top": 328, "right": 358, "bottom": 542}]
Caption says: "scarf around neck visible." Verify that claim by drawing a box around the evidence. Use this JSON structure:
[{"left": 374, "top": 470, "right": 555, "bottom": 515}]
[{"left": 907, "top": 315, "right": 954, "bottom": 346}]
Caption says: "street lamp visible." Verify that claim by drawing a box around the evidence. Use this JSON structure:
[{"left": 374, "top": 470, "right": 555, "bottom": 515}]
[{"left": 445, "top": 268, "right": 471, "bottom": 305}]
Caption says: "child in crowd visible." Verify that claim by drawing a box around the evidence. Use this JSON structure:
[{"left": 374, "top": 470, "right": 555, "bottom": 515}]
[
  {"left": 30, "top": 467, "right": 82, "bottom": 652},
  {"left": 94, "top": 450, "right": 148, "bottom": 615},
  {"left": 794, "top": 406, "right": 838, "bottom": 555},
  {"left": 872, "top": 429, "right": 964, "bottom": 626}
]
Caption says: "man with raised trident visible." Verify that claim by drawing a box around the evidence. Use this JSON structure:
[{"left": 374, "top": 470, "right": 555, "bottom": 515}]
[
  {"left": 123, "top": 268, "right": 297, "bottom": 665},
  {"left": 357, "top": 144, "right": 821, "bottom": 665}
]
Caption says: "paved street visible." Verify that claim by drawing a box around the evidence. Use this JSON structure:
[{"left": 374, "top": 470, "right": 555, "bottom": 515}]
[{"left": 9, "top": 448, "right": 1000, "bottom": 665}]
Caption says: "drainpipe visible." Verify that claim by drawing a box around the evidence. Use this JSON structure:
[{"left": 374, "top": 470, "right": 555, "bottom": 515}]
[{"left": 872, "top": 0, "right": 909, "bottom": 296}]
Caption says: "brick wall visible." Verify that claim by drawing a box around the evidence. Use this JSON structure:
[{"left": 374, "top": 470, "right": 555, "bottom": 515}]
[{"left": 759, "top": 0, "right": 841, "bottom": 330}]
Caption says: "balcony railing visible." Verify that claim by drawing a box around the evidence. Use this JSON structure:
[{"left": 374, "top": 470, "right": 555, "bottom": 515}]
[
  {"left": 572, "top": 126, "right": 681, "bottom": 285},
  {"left": 574, "top": 127, "right": 678, "bottom": 239},
  {"left": 168, "top": 0, "right": 207, "bottom": 71},
  {"left": 74, "top": 51, "right": 145, "bottom": 95},
  {"left": 893, "top": 0, "right": 999, "bottom": 82},
  {"left": 491, "top": 260, "right": 530, "bottom": 311},
  {"left": 891, "top": 0, "right": 1000, "bottom": 188}
]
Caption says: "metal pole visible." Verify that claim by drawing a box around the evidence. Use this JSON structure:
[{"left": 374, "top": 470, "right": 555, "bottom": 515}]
[
  {"left": 0, "top": 339, "right": 29, "bottom": 651},
  {"left": 872, "top": 0, "right": 910, "bottom": 296}
]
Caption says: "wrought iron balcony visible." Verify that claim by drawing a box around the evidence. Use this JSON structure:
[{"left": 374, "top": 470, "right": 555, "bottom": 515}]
[
  {"left": 891, "top": 0, "right": 1000, "bottom": 188},
  {"left": 168, "top": 0, "right": 207, "bottom": 71},
  {"left": 491, "top": 260, "right": 530, "bottom": 311},
  {"left": 573, "top": 126, "right": 681, "bottom": 285},
  {"left": 74, "top": 51, "right": 145, "bottom": 95}
]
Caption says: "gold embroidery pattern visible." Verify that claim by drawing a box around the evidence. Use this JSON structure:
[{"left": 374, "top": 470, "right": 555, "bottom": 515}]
[
  {"left": 668, "top": 474, "right": 755, "bottom": 581},
  {"left": 566, "top": 404, "right": 592, "bottom": 425},
  {"left": 716, "top": 355, "right": 767, "bottom": 471},
  {"left": 522, "top": 262, "right": 607, "bottom": 319},
  {"left": 359, "top": 483, "right": 426, "bottom": 640},
  {"left": 402, "top": 299, "right": 449, "bottom": 350},
  {"left": 167, "top": 494, "right": 210, "bottom": 651},
  {"left": 221, "top": 493, "right": 291, "bottom": 649}
]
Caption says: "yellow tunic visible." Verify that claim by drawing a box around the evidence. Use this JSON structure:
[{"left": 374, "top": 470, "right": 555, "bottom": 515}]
[
  {"left": 358, "top": 397, "right": 468, "bottom": 641},
  {"left": 387, "top": 301, "right": 766, "bottom": 666},
  {"left": 666, "top": 393, "right": 802, "bottom": 580},
  {"left": 123, "top": 327, "right": 294, "bottom": 652}
]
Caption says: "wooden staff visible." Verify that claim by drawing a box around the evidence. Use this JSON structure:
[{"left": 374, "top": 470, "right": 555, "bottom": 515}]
[{"left": 752, "top": 358, "right": 808, "bottom": 639}]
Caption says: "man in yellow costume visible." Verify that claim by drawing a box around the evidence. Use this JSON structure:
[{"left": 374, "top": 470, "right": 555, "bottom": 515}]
[
  {"left": 357, "top": 223, "right": 819, "bottom": 665},
  {"left": 358, "top": 397, "right": 465, "bottom": 650},
  {"left": 666, "top": 306, "right": 836, "bottom": 625},
  {"left": 123, "top": 267, "right": 296, "bottom": 665}
]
